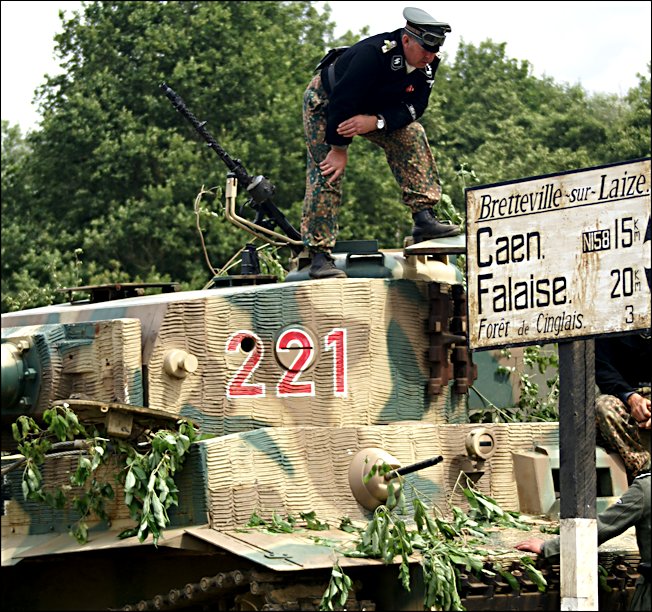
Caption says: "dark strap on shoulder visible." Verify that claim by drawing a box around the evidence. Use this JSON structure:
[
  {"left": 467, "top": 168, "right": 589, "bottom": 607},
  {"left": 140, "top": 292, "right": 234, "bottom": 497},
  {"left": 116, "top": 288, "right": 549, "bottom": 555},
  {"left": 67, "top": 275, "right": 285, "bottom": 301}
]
[
  {"left": 327, "top": 62, "right": 337, "bottom": 91},
  {"left": 314, "top": 46, "right": 349, "bottom": 72}
]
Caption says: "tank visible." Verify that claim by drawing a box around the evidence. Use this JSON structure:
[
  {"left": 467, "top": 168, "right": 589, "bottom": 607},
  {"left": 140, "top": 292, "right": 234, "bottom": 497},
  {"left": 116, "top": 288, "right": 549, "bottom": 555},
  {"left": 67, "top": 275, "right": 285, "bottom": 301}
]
[{"left": 1, "top": 88, "right": 642, "bottom": 612}]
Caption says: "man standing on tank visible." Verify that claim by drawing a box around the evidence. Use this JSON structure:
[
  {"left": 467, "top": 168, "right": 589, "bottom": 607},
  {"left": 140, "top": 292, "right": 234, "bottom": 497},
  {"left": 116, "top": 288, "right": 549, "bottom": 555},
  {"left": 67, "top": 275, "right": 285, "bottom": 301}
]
[{"left": 301, "top": 7, "right": 461, "bottom": 280}]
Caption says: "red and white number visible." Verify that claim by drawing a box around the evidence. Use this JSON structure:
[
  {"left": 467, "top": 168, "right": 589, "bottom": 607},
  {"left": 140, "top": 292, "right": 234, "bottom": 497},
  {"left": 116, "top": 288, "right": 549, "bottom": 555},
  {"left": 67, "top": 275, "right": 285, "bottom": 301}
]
[
  {"left": 325, "top": 328, "right": 347, "bottom": 397},
  {"left": 225, "top": 328, "right": 348, "bottom": 398},
  {"left": 276, "top": 329, "right": 315, "bottom": 397},
  {"left": 225, "top": 330, "right": 266, "bottom": 398}
]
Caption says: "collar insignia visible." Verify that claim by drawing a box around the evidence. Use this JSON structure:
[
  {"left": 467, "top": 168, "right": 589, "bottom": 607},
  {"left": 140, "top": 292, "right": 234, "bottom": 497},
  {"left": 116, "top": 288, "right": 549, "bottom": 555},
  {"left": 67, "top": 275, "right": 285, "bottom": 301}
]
[{"left": 382, "top": 39, "right": 397, "bottom": 53}]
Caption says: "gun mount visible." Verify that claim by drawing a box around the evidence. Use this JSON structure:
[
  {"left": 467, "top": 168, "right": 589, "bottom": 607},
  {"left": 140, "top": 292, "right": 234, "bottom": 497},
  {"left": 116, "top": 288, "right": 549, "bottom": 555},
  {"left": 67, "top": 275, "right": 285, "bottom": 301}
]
[{"left": 161, "top": 83, "right": 304, "bottom": 254}]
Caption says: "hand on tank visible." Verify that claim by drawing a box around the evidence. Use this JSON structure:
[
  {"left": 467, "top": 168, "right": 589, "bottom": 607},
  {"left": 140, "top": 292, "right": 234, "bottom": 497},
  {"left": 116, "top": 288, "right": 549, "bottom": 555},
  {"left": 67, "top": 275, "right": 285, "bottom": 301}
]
[{"left": 514, "top": 537, "right": 545, "bottom": 554}]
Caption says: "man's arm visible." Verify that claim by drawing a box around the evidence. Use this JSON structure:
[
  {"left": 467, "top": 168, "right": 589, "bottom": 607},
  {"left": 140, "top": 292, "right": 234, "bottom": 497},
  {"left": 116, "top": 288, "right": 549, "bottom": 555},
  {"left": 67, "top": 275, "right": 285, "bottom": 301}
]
[
  {"left": 595, "top": 337, "right": 632, "bottom": 398},
  {"left": 515, "top": 476, "right": 647, "bottom": 559}
]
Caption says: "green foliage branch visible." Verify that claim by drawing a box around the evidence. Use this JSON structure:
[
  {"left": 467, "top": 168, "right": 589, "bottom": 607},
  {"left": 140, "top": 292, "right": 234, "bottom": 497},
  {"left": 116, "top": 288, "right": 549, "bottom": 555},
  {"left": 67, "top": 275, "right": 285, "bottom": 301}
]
[
  {"left": 241, "top": 467, "right": 546, "bottom": 611},
  {"left": 324, "top": 473, "right": 546, "bottom": 611},
  {"left": 9, "top": 403, "right": 199, "bottom": 546}
]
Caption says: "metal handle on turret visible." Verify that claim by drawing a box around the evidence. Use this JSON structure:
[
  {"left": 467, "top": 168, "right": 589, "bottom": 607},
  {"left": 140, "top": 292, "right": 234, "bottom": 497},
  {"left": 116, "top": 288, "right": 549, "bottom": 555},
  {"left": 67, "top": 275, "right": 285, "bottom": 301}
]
[{"left": 384, "top": 455, "right": 443, "bottom": 480}]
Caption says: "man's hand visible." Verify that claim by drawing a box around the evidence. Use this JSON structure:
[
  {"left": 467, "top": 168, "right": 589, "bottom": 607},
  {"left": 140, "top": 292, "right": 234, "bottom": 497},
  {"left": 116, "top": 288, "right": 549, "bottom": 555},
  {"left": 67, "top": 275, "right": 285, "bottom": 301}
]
[
  {"left": 336, "top": 114, "right": 377, "bottom": 138},
  {"left": 628, "top": 392, "right": 652, "bottom": 429},
  {"left": 514, "top": 537, "right": 545, "bottom": 554},
  {"left": 319, "top": 147, "right": 348, "bottom": 183}
]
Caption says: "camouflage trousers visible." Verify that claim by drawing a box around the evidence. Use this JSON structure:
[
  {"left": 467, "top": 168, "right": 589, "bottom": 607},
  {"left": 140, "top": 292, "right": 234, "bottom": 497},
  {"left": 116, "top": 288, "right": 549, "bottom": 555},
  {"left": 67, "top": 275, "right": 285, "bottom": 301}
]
[
  {"left": 301, "top": 74, "right": 442, "bottom": 251},
  {"left": 596, "top": 386, "right": 651, "bottom": 477}
]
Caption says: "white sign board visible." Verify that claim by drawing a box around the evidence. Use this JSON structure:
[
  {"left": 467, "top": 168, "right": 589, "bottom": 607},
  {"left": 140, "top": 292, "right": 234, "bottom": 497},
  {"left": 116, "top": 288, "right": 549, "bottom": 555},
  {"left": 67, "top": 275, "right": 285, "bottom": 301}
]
[{"left": 465, "top": 158, "right": 651, "bottom": 350}]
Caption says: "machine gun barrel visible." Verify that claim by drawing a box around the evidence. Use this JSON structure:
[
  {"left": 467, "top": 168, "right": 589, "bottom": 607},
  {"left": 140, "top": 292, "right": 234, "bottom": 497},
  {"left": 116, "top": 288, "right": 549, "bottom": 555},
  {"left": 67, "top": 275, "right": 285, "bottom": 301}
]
[
  {"left": 160, "top": 83, "right": 302, "bottom": 244},
  {"left": 161, "top": 82, "right": 252, "bottom": 188},
  {"left": 384, "top": 455, "right": 444, "bottom": 480}
]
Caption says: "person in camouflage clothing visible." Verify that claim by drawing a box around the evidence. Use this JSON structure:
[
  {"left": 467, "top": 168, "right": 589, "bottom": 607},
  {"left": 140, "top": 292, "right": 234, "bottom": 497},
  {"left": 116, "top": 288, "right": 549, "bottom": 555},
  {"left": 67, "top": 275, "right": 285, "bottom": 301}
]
[
  {"left": 515, "top": 469, "right": 651, "bottom": 612},
  {"left": 301, "top": 7, "right": 460, "bottom": 280},
  {"left": 595, "top": 332, "right": 651, "bottom": 480}
]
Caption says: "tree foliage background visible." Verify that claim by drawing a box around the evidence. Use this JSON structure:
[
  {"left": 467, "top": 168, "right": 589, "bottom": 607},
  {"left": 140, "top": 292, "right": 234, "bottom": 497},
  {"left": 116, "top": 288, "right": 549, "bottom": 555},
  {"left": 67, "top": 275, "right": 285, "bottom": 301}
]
[{"left": 2, "top": 0, "right": 650, "bottom": 312}]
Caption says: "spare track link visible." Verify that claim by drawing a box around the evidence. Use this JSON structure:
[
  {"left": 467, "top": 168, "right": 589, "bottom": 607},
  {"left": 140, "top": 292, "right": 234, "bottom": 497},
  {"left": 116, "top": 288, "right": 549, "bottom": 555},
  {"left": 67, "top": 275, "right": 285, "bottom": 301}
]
[{"left": 426, "top": 282, "right": 477, "bottom": 395}]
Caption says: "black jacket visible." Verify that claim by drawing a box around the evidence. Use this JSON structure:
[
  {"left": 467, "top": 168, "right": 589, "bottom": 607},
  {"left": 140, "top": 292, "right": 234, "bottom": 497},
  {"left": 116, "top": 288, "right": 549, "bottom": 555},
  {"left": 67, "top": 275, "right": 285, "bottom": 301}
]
[
  {"left": 595, "top": 333, "right": 652, "bottom": 401},
  {"left": 320, "top": 29, "right": 440, "bottom": 147}
]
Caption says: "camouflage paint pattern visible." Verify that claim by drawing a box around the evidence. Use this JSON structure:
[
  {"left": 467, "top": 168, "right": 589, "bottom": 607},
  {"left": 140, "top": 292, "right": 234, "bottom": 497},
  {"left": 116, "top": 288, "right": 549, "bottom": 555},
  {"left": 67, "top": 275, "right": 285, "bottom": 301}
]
[
  {"left": 596, "top": 387, "right": 652, "bottom": 476},
  {"left": 3, "top": 278, "right": 467, "bottom": 436},
  {"left": 1, "top": 319, "right": 142, "bottom": 423},
  {"left": 190, "top": 421, "right": 560, "bottom": 530},
  {"left": 2, "top": 421, "right": 560, "bottom": 537},
  {"left": 301, "top": 74, "right": 442, "bottom": 251},
  {"left": 1, "top": 268, "right": 637, "bottom": 609}
]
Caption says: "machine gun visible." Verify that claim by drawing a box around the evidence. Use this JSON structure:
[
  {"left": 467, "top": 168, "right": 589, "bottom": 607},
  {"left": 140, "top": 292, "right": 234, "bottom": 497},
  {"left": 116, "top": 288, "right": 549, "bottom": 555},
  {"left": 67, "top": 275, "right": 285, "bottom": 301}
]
[{"left": 161, "top": 83, "right": 303, "bottom": 254}]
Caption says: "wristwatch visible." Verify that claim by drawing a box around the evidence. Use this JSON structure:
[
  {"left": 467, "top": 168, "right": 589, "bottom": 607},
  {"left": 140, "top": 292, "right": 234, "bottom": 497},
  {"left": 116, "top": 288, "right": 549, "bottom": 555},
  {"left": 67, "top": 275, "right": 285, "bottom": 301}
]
[{"left": 376, "top": 115, "right": 386, "bottom": 130}]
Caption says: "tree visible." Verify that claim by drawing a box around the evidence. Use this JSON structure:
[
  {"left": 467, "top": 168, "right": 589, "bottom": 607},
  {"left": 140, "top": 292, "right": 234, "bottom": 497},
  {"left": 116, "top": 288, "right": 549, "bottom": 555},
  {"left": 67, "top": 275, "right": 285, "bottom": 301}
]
[
  {"left": 429, "top": 41, "right": 650, "bottom": 211},
  {"left": 2, "top": 121, "right": 84, "bottom": 311},
  {"left": 15, "top": 1, "right": 332, "bottom": 296},
  {"left": 2, "top": 3, "right": 650, "bottom": 312}
]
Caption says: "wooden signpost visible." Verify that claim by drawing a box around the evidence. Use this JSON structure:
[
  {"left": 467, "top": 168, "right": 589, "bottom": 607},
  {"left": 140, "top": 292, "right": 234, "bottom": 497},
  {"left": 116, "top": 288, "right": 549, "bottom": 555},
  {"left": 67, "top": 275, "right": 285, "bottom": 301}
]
[{"left": 465, "top": 157, "right": 651, "bottom": 610}]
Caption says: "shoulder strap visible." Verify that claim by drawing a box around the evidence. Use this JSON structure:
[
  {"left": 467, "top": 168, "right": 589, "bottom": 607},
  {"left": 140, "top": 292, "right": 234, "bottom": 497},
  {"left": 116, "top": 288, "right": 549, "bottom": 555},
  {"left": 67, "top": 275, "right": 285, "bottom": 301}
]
[{"left": 314, "top": 46, "right": 350, "bottom": 72}]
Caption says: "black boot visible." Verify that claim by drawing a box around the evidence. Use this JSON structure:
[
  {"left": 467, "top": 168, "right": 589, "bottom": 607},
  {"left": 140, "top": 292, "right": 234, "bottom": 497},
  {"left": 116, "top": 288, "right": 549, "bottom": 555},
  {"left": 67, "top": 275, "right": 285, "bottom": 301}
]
[
  {"left": 309, "top": 251, "right": 347, "bottom": 279},
  {"left": 412, "top": 209, "right": 461, "bottom": 242}
]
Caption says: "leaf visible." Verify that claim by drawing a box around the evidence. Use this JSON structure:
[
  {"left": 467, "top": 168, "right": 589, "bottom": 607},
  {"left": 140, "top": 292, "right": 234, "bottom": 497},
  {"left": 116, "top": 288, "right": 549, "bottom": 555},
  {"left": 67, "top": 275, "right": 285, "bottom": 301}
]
[
  {"left": 90, "top": 450, "right": 103, "bottom": 471},
  {"left": 118, "top": 527, "right": 139, "bottom": 540},
  {"left": 387, "top": 481, "right": 396, "bottom": 508},
  {"left": 301, "top": 510, "right": 330, "bottom": 531},
  {"left": 475, "top": 494, "right": 504, "bottom": 516},
  {"left": 125, "top": 470, "right": 136, "bottom": 492},
  {"left": 246, "top": 512, "right": 266, "bottom": 527},
  {"left": 522, "top": 561, "right": 548, "bottom": 592},
  {"left": 151, "top": 493, "right": 166, "bottom": 528},
  {"left": 132, "top": 464, "right": 148, "bottom": 482},
  {"left": 494, "top": 565, "right": 520, "bottom": 590},
  {"left": 362, "top": 462, "right": 377, "bottom": 484},
  {"left": 463, "top": 487, "right": 480, "bottom": 509},
  {"left": 338, "top": 517, "right": 358, "bottom": 533},
  {"left": 399, "top": 562, "right": 411, "bottom": 591}
]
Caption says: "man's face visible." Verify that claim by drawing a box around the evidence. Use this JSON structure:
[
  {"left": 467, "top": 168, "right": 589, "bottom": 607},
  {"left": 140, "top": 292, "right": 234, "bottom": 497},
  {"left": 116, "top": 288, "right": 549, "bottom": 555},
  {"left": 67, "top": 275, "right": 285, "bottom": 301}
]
[{"left": 402, "top": 33, "right": 437, "bottom": 68}]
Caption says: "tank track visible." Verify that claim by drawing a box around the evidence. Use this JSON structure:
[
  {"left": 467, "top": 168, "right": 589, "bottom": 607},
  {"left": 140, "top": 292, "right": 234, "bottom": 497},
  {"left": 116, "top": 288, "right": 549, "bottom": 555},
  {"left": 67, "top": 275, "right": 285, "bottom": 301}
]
[
  {"left": 117, "top": 557, "right": 641, "bottom": 611},
  {"left": 117, "top": 567, "right": 375, "bottom": 611}
]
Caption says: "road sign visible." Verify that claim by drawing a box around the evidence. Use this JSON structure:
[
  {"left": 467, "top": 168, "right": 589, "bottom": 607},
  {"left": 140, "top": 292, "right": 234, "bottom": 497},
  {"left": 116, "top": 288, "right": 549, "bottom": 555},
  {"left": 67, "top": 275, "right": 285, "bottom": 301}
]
[{"left": 465, "top": 158, "right": 651, "bottom": 350}]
